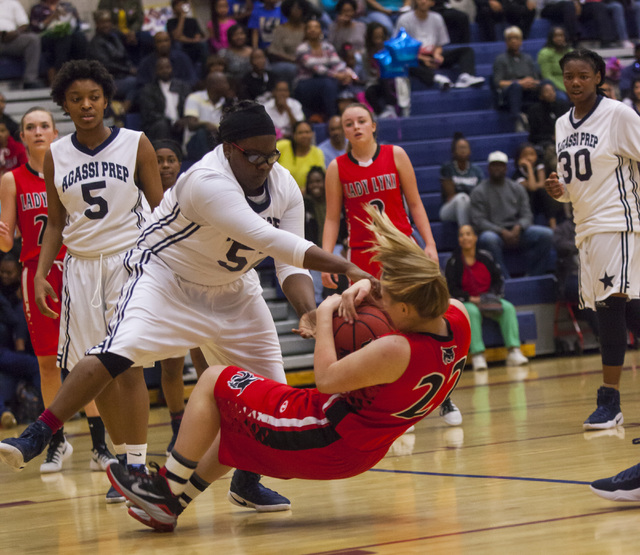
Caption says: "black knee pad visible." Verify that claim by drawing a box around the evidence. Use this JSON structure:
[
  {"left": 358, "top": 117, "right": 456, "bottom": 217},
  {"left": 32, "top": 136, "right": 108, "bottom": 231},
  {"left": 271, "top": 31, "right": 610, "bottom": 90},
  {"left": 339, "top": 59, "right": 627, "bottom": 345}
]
[
  {"left": 596, "top": 296, "right": 628, "bottom": 366},
  {"left": 95, "top": 352, "right": 134, "bottom": 378},
  {"left": 626, "top": 299, "right": 640, "bottom": 336}
]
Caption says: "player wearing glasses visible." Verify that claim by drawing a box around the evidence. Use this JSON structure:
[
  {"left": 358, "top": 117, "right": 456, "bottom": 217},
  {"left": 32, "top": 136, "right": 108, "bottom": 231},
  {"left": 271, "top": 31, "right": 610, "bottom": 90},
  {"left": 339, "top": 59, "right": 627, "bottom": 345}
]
[{"left": 0, "top": 100, "right": 373, "bottom": 513}]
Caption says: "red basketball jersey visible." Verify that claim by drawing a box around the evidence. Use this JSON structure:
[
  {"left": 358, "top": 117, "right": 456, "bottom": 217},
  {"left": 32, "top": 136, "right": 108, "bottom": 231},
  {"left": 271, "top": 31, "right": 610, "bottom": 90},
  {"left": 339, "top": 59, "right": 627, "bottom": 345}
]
[
  {"left": 335, "top": 144, "right": 413, "bottom": 253},
  {"left": 13, "top": 164, "right": 66, "bottom": 263},
  {"left": 328, "top": 304, "right": 470, "bottom": 452}
]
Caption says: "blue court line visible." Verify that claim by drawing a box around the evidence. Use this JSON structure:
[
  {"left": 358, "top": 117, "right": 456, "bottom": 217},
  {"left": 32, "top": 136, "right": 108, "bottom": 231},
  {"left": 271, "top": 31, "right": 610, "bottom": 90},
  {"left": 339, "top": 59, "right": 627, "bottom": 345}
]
[{"left": 368, "top": 467, "right": 590, "bottom": 485}]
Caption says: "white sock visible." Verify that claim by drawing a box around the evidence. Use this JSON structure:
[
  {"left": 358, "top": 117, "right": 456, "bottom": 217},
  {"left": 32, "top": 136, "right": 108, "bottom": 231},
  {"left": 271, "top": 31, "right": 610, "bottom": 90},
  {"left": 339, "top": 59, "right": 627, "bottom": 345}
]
[
  {"left": 164, "top": 451, "right": 198, "bottom": 497},
  {"left": 126, "top": 443, "right": 147, "bottom": 466}
]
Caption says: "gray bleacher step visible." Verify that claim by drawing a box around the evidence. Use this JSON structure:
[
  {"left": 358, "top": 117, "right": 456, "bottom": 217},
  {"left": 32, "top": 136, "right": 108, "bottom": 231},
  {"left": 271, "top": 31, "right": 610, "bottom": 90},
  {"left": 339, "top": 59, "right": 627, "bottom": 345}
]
[
  {"left": 5, "top": 99, "right": 60, "bottom": 117},
  {"left": 267, "top": 301, "right": 290, "bottom": 321},
  {"left": 274, "top": 318, "right": 298, "bottom": 334},
  {"left": 283, "top": 353, "right": 314, "bottom": 371},
  {"left": 279, "top": 334, "right": 314, "bottom": 356},
  {"left": 2, "top": 88, "right": 52, "bottom": 102},
  {"left": 262, "top": 285, "right": 278, "bottom": 301}
]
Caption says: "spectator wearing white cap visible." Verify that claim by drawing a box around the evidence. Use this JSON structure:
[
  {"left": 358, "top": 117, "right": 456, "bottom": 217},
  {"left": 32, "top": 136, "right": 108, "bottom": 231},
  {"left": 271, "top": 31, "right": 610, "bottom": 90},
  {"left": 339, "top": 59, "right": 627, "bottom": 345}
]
[{"left": 469, "top": 150, "right": 553, "bottom": 279}]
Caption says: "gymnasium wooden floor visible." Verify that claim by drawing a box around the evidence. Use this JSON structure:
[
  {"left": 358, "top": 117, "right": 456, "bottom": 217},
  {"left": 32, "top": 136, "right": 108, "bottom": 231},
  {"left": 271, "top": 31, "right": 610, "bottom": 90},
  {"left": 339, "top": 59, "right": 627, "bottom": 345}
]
[{"left": 3, "top": 351, "right": 640, "bottom": 554}]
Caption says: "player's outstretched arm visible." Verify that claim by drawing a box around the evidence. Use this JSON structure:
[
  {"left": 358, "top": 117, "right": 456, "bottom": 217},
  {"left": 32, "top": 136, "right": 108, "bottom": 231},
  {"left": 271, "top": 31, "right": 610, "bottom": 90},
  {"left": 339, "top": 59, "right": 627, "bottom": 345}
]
[
  {"left": 34, "top": 150, "right": 65, "bottom": 319},
  {"left": 0, "top": 170, "right": 17, "bottom": 253}
]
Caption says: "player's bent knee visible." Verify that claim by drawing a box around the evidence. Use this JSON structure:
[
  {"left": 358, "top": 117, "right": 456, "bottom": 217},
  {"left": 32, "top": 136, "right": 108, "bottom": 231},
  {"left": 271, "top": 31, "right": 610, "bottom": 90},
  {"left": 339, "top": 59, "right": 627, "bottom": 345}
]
[{"left": 95, "top": 352, "right": 134, "bottom": 378}]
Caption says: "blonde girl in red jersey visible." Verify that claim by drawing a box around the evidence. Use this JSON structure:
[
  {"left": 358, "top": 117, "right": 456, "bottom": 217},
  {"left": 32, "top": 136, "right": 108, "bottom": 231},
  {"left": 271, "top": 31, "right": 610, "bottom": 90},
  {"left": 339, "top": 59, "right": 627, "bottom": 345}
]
[
  {"left": 0, "top": 108, "right": 114, "bottom": 474},
  {"left": 105, "top": 205, "right": 470, "bottom": 533},
  {"left": 321, "top": 102, "right": 438, "bottom": 287}
]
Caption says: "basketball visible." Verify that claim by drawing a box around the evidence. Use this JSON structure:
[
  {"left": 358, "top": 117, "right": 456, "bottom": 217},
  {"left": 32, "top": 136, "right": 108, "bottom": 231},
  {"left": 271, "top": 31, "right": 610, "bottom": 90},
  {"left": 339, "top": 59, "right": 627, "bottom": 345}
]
[{"left": 332, "top": 304, "right": 394, "bottom": 359}]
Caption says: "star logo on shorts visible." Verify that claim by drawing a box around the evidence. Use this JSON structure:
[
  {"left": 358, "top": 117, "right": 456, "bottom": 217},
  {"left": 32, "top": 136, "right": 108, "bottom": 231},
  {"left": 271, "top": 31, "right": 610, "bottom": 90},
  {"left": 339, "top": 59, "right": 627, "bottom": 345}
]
[{"left": 599, "top": 272, "right": 614, "bottom": 290}]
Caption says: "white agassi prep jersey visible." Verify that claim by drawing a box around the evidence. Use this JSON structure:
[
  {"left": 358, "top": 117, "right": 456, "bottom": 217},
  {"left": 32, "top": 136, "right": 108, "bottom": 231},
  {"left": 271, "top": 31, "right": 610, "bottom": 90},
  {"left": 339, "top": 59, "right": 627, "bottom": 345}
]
[
  {"left": 139, "top": 145, "right": 314, "bottom": 286},
  {"left": 555, "top": 96, "right": 640, "bottom": 246},
  {"left": 51, "top": 128, "right": 148, "bottom": 257}
]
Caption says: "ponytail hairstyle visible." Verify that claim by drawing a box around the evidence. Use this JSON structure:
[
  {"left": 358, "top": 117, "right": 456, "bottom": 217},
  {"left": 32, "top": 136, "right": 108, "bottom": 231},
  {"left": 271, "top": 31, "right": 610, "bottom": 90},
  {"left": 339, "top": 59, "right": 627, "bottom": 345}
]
[{"left": 363, "top": 205, "right": 449, "bottom": 320}]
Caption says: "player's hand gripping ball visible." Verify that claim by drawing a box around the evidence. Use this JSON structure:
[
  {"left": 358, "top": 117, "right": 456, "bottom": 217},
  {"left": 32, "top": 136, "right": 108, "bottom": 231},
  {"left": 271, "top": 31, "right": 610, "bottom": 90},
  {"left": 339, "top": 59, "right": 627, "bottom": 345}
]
[{"left": 332, "top": 303, "right": 394, "bottom": 359}]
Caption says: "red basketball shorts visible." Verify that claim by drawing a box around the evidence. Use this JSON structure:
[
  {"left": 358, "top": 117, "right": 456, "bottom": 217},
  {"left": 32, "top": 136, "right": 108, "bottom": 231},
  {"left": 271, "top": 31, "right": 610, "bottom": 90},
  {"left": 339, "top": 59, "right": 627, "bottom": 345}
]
[
  {"left": 214, "top": 366, "right": 388, "bottom": 480},
  {"left": 21, "top": 258, "right": 63, "bottom": 357}
]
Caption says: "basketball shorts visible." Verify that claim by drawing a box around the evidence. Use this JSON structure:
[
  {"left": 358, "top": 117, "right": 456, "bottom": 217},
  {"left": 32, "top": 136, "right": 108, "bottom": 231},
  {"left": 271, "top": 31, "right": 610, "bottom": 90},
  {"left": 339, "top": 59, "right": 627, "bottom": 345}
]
[
  {"left": 21, "top": 258, "right": 63, "bottom": 357},
  {"left": 87, "top": 251, "right": 286, "bottom": 383},
  {"left": 578, "top": 232, "right": 640, "bottom": 310},
  {"left": 58, "top": 251, "right": 131, "bottom": 371},
  {"left": 214, "top": 366, "right": 388, "bottom": 480}
]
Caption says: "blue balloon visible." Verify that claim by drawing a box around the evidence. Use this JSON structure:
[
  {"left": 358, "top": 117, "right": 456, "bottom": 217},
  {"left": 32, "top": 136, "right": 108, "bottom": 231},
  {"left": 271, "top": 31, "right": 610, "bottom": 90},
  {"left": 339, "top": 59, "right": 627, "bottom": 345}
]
[
  {"left": 385, "top": 27, "right": 420, "bottom": 67},
  {"left": 373, "top": 47, "right": 407, "bottom": 79}
]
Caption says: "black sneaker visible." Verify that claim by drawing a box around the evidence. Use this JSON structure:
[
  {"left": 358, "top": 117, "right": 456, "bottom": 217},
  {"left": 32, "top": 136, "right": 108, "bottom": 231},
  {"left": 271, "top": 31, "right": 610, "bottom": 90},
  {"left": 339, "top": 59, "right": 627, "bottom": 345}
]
[
  {"left": 107, "top": 462, "right": 181, "bottom": 532},
  {"left": 591, "top": 462, "right": 640, "bottom": 501},
  {"left": 584, "top": 386, "right": 624, "bottom": 430},
  {"left": 228, "top": 469, "right": 291, "bottom": 512},
  {"left": 105, "top": 485, "right": 126, "bottom": 504},
  {"left": 0, "top": 420, "right": 52, "bottom": 471}
]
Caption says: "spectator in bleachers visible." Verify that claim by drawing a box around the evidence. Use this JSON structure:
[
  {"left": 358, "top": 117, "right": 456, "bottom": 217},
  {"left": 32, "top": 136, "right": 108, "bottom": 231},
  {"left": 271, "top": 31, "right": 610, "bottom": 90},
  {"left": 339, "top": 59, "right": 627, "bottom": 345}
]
[
  {"left": 329, "top": 0, "right": 366, "bottom": 54},
  {"left": 29, "top": 0, "right": 88, "bottom": 85},
  {"left": 431, "top": 0, "right": 470, "bottom": 44},
  {"left": 362, "top": 22, "right": 398, "bottom": 118},
  {"left": 97, "top": 0, "right": 151, "bottom": 64},
  {"left": 513, "top": 141, "right": 561, "bottom": 227},
  {"left": 445, "top": 224, "right": 529, "bottom": 370},
  {"left": 264, "top": 79, "right": 305, "bottom": 138},
  {"left": 239, "top": 48, "right": 274, "bottom": 100},
  {"left": 277, "top": 119, "right": 326, "bottom": 190},
  {"left": 228, "top": 0, "right": 254, "bottom": 25},
  {"left": 208, "top": 0, "right": 237, "bottom": 52},
  {"left": 439, "top": 132, "right": 484, "bottom": 227},
  {"left": 303, "top": 166, "right": 342, "bottom": 303},
  {"left": 603, "top": 0, "right": 636, "bottom": 49},
  {"left": 219, "top": 24, "right": 253, "bottom": 88},
  {"left": 470, "top": 150, "right": 553, "bottom": 279},
  {"left": 537, "top": 26, "right": 571, "bottom": 102},
  {"left": 474, "top": 0, "right": 536, "bottom": 42},
  {"left": 140, "top": 56, "right": 191, "bottom": 144},
  {"left": 88, "top": 10, "right": 137, "bottom": 112},
  {"left": 363, "top": 0, "right": 410, "bottom": 35},
  {"left": 136, "top": 31, "right": 197, "bottom": 91},
  {"left": 0, "top": 93, "right": 19, "bottom": 141},
  {"left": 204, "top": 52, "right": 227, "bottom": 76},
  {"left": 527, "top": 81, "right": 570, "bottom": 150},
  {"left": 0, "top": 0, "right": 42, "bottom": 89},
  {"left": 622, "top": 76, "right": 640, "bottom": 113},
  {"left": 294, "top": 19, "right": 356, "bottom": 120},
  {"left": 0, "top": 121, "right": 26, "bottom": 177},
  {"left": 540, "top": 0, "right": 614, "bottom": 48},
  {"left": 492, "top": 26, "right": 541, "bottom": 132},
  {"left": 183, "top": 71, "right": 234, "bottom": 160},
  {"left": 619, "top": 43, "right": 640, "bottom": 97},
  {"left": 248, "top": 0, "right": 285, "bottom": 49},
  {"left": 267, "top": 0, "right": 311, "bottom": 87},
  {"left": 601, "top": 76, "right": 619, "bottom": 99},
  {"left": 167, "top": 0, "right": 208, "bottom": 69},
  {"left": 318, "top": 115, "right": 347, "bottom": 165},
  {"left": 395, "top": 0, "right": 485, "bottom": 90}
]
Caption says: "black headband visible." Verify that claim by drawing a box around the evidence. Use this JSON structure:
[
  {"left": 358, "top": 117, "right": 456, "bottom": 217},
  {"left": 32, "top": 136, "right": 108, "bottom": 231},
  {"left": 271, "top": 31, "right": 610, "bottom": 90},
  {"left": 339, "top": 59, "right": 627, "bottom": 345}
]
[
  {"left": 153, "top": 139, "right": 183, "bottom": 161},
  {"left": 219, "top": 104, "right": 276, "bottom": 143}
]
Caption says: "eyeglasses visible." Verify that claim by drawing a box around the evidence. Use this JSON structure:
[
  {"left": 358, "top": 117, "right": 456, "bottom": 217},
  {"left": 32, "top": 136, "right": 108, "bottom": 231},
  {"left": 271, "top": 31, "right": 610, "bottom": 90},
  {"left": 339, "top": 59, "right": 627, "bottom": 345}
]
[{"left": 230, "top": 142, "right": 281, "bottom": 166}]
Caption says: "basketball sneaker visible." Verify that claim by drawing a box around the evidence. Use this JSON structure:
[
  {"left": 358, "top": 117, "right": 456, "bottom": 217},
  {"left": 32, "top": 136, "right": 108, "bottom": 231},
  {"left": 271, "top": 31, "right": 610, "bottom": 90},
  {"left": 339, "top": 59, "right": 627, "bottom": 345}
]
[
  {"left": 590, "top": 462, "right": 640, "bottom": 501},
  {"left": 0, "top": 420, "right": 53, "bottom": 472},
  {"left": 228, "top": 470, "right": 291, "bottom": 512},
  {"left": 506, "top": 348, "right": 528, "bottom": 366},
  {"left": 584, "top": 386, "right": 624, "bottom": 430},
  {"left": 440, "top": 398, "right": 463, "bottom": 426},
  {"left": 1, "top": 410, "right": 17, "bottom": 429},
  {"left": 40, "top": 434, "right": 73, "bottom": 473},
  {"left": 90, "top": 445, "right": 117, "bottom": 471},
  {"left": 107, "top": 462, "right": 182, "bottom": 532}
]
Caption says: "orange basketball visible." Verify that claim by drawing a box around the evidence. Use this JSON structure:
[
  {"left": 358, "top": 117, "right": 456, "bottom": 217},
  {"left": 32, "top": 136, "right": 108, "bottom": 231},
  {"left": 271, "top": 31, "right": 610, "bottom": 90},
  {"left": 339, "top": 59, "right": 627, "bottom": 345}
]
[{"left": 332, "top": 304, "right": 394, "bottom": 359}]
